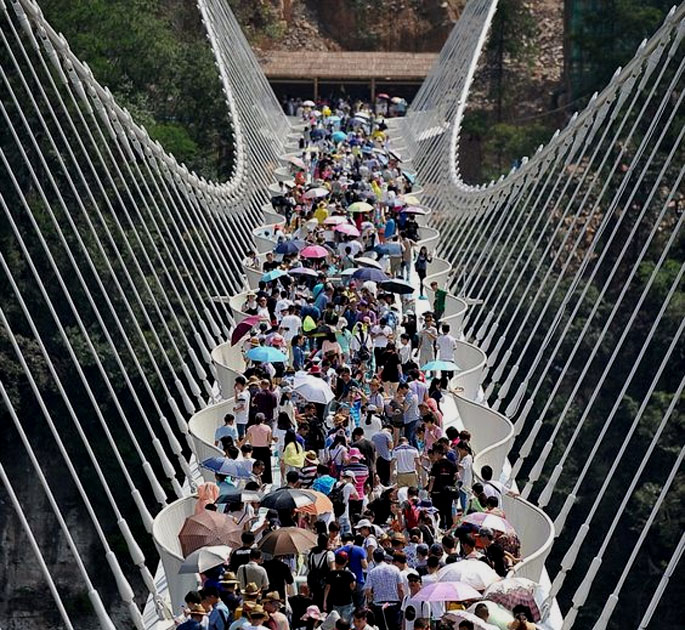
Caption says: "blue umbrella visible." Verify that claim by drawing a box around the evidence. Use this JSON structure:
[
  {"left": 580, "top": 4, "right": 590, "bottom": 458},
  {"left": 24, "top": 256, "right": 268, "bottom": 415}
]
[
  {"left": 352, "top": 267, "right": 388, "bottom": 283},
  {"left": 331, "top": 131, "right": 346, "bottom": 143},
  {"left": 421, "top": 360, "right": 461, "bottom": 372},
  {"left": 246, "top": 345, "right": 289, "bottom": 363},
  {"left": 327, "top": 115, "right": 341, "bottom": 124},
  {"left": 402, "top": 170, "right": 416, "bottom": 184},
  {"left": 201, "top": 457, "right": 252, "bottom": 478},
  {"left": 261, "top": 269, "right": 289, "bottom": 283},
  {"left": 275, "top": 240, "right": 304, "bottom": 255},
  {"left": 375, "top": 243, "right": 402, "bottom": 256}
]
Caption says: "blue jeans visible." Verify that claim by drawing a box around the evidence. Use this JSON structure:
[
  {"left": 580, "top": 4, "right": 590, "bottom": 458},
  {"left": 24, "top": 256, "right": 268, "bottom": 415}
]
[
  {"left": 331, "top": 603, "right": 354, "bottom": 622},
  {"left": 404, "top": 419, "right": 420, "bottom": 447},
  {"left": 458, "top": 487, "right": 469, "bottom": 513}
]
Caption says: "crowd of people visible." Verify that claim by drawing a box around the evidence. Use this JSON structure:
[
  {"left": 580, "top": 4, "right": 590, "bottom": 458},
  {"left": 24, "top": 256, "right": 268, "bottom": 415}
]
[{"left": 175, "top": 98, "right": 537, "bottom": 630}]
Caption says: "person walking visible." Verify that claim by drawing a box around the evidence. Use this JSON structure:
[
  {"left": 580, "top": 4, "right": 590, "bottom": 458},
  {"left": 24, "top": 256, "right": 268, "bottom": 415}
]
[{"left": 364, "top": 548, "right": 405, "bottom": 630}]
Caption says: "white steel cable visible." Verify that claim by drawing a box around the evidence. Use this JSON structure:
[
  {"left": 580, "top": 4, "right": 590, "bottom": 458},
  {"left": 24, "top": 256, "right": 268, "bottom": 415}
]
[
  {"left": 637, "top": 532, "right": 685, "bottom": 630},
  {"left": 0, "top": 378, "right": 116, "bottom": 630},
  {"left": 0, "top": 462, "right": 75, "bottom": 630},
  {"left": 590, "top": 447, "right": 684, "bottom": 630}
]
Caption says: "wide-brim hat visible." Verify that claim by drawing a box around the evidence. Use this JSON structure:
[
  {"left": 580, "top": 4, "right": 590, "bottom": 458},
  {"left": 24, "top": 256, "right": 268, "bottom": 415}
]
[
  {"left": 305, "top": 450, "right": 320, "bottom": 464},
  {"left": 263, "top": 591, "right": 284, "bottom": 605},
  {"left": 243, "top": 582, "right": 261, "bottom": 596},
  {"left": 188, "top": 603, "right": 208, "bottom": 615},
  {"left": 219, "top": 571, "right": 239, "bottom": 585}
]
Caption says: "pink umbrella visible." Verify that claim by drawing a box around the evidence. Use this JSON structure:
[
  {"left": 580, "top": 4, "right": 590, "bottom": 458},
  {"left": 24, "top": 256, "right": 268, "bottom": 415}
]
[
  {"left": 462, "top": 512, "right": 516, "bottom": 536},
  {"left": 300, "top": 245, "right": 329, "bottom": 259},
  {"left": 377, "top": 93, "right": 390, "bottom": 100},
  {"left": 323, "top": 215, "right": 348, "bottom": 225},
  {"left": 335, "top": 224, "right": 360, "bottom": 237},
  {"left": 411, "top": 581, "right": 482, "bottom": 603}
]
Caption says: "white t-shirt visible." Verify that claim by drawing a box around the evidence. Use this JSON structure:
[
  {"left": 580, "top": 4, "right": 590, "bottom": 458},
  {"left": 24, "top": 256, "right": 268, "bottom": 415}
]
[
  {"left": 399, "top": 342, "right": 412, "bottom": 364},
  {"left": 281, "top": 314, "right": 302, "bottom": 342},
  {"left": 392, "top": 444, "right": 420, "bottom": 474},
  {"left": 483, "top": 480, "right": 506, "bottom": 498},
  {"left": 371, "top": 325, "right": 392, "bottom": 348},
  {"left": 436, "top": 334, "right": 456, "bottom": 361},
  {"left": 275, "top": 298, "right": 292, "bottom": 322},
  {"left": 459, "top": 453, "right": 473, "bottom": 491},
  {"left": 401, "top": 594, "right": 431, "bottom": 630},
  {"left": 234, "top": 390, "right": 250, "bottom": 426},
  {"left": 362, "top": 413, "right": 383, "bottom": 441},
  {"left": 342, "top": 482, "right": 356, "bottom": 519}
]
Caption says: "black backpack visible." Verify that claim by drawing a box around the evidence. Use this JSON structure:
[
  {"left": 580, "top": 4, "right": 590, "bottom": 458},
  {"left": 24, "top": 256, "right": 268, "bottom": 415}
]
[
  {"left": 328, "top": 481, "right": 347, "bottom": 517},
  {"left": 307, "top": 550, "right": 330, "bottom": 591}
]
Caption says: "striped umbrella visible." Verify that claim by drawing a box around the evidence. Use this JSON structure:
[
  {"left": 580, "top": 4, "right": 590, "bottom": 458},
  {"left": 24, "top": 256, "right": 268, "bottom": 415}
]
[{"left": 483, "top": 578, "right": 542, "bottom": 622}]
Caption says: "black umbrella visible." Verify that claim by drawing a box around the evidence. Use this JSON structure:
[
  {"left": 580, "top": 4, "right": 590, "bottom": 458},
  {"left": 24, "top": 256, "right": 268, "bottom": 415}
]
[
  {"left": 214, "top": 488, "right": 262, "bottom": 504},
  {"left": 260, "top": 488, "right": 316, "bottom": 511},
  {"left": 379, "top": 279, "right": 415, "bottom": 295}
]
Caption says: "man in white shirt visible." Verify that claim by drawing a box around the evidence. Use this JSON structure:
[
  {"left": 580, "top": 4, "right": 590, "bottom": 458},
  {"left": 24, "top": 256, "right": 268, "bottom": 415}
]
[
  {"left": 392, "top": 437, "right": 421, "bottom": 488},
  {"left": 435, "top": 323, "right": 457, "bottom": 388},
  {"left": 280, "top": 306, "right": 302, "bottom": 345},
  {"left": 339, "top": 471, "right": 359, "bottom": 534},
  {"left": 371, "top": 317, "right": 393, "bottom": 368},
  {"left": 233, "top": 376, "right": 250, "bottom": 439},
  {"left": 355, "top": 518, "right": 378, "bottom": 563},
  {"left": 274, "top": 290, "right": 293, "bottom": 323}
]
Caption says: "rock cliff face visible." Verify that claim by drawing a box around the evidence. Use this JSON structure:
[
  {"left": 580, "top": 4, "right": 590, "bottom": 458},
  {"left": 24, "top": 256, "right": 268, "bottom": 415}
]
[{"left": 229, "top": 0, "right": 465, "bottom": 52}]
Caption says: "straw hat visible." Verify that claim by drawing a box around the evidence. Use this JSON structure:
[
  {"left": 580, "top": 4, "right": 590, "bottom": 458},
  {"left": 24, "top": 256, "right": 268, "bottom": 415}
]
[
  {"left": 219, "top": 571, "right": 239, "bottom": 586},
  {"left": 188, "top": 603, "right": 208, "bottom": 616},
  {"left": 263, "top": 591, "right": 284, "bottom": 605},
  {"left": 243, "top": 582, "right": 261, "bottom": 597},
  {"left": 247, "top": 604, "right": 268, "bottom": 619},
  {"left": 304, "top": 450, "right": 320, "bottom": 464}
]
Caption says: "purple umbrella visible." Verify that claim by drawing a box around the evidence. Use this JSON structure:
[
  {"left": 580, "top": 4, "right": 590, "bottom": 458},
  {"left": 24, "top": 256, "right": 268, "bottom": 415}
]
[{"left": 352, "top": 267, "right": 388, "bottom": 283}]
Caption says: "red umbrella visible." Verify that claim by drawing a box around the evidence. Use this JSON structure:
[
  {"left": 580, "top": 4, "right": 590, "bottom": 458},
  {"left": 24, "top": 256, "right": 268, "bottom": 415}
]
[
  {"left": 300, "top": 245, "right": 328, "bottom": 259},
  {"left": 231, "top": 315, "right": 260, "bottom": 346}
]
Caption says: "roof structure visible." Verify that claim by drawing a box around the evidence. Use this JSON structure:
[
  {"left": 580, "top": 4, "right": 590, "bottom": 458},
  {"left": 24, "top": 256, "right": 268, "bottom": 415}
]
[{"left": 259, "top": 50, "right": 438, "bottom": 81}]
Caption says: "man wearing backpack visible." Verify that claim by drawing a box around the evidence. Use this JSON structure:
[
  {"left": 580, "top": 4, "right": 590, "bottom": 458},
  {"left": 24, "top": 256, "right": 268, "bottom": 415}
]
[{"left": 336, "top": 471, "right": 360, "bottom": 534}]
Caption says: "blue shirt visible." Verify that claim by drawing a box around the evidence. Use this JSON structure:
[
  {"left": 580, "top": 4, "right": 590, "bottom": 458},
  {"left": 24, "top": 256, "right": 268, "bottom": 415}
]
[
  {"left": 338, "top": 543, "right": 367, "bottom": 584},
  {"left": 384, "top": 218, "right": 396, "bottom": 238},
  {"left": 209, "top": 601, "right": 230, "bottom": 630}
]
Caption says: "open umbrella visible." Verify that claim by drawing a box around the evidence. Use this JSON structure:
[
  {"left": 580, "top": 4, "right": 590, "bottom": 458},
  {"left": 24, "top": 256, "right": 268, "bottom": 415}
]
[
  {"left": 438, "top": 559, "right": 501, "bottom": 591},
  {"left": 411, "top": 581, "right": 482, "bottom": 603},
  {"left": 375, "top": 243, "right": 402, "bottom": 257},
  {"left": 178, "top": 545, "right": 233, "bottom": 574},
  {"left": 466, "top": 601, "right": 515, "bottom": 630},
  {"left": 331, "top": 131, "right": 347, "bottom": 143},
  {"left": 287, "top": 156, "right": 306, "bottom": 170},
  {"left": 327, "top": 115, "right": 341, "bottom": 124},
  {"left": 293, "top": 374, "right": 335, "bottom": 404},
  {"left": 421, "top": 360, "right": 461, "bottom": 372},
  {"left": 377, "top": 93, "right": 390, "bottom": 100},
  {"left": 379, "top": 279, "right": 414, "bottom": 295},
  {"left": 401, "top": 170, "right": 416, "bottom": 184},
  {"left": 288, "top": 266, "right": 319, "bottom": 278},
  {"left": 300, "top": 245, "right": 329, "bottom": 259},
  {"left": 335, "top": 223, "right": 360, "bottom": 237},
  {"left": 214, "top": 488, "right": 263, "bottom": 505},
  {"left": 261, "top": 269, "right": 289, "bottom": 283},
  {"left": 201, "top": 457, "right": 254, "bottom": 479},
  {"left": 443, "top": 611, "right": 499, "bottom": 630},
  {"left": 231, "top": 315, "right": 260, "bottom": 346},
  {"left": 391, "top": 96, "right": 404, "bottom": 104},
  {"left": 295, "top": 490, "right": 333, "bottom": 516},
  {"left": 462, "top": 513, "right": 517, "bottom": 536},
  {"left": 303, "top": 187, "right": 330, "bottom": 199},
  {"left": 354, "top": 256, "right": 383, "bottom": 270},
  {"left": 258, "top": 527, "right": 318, "bottom": 555},
  {"left": 324, "top": 215, "right": 348, "bottom": 226},
  {"left": 400, "top": 194, "right": 421, "bottom": 206},
  {"left": 401, "top": 206, "right": 428, "bottom": 215},
  {"left": 348, "top": 201, "right": 373, "bottom": 213},
  {"left": 302, "top": 100, "right": 315, "bottom": 107},
  {"left": 260, "top": 488, "right": 316, "bottom": 511},
  {"left": 352, "top": 267, "right": 388, "bottom": 283},
  {"left": 483, "top": 578, "right": 542, "bottom": 622},
  {"left": 178, "top": 511, "right": 242, "bottom": 556},
  {"left": 275, "top": 240, "right": 305, "bottom": 255},
  {"left": 388, "top": 149, "right": 403, "bottom": 162},
  {"left": 246, "top": 346, "right": 289, "bottom": 363}
]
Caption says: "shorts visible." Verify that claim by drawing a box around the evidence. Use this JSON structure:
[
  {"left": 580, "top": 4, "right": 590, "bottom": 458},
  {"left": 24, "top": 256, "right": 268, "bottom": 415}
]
[{"left": 397, "top": 472, "right": 418, "bottom": 487}]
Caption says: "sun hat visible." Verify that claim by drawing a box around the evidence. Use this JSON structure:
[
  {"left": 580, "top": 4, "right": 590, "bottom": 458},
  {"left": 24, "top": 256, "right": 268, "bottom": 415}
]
[
  {"left": 263, "top": 591, "right": 284, "bottom": 605},
  {"left": 188, "top": 603, "right": 208, "bottom": 615},
  {"left": 304, "top": 450, "right": 320, "bottom": 464},
  {"left": 355, "top": 518, "right": 373, "bottom": 529},
  {"left": 219, "top": 571, "right": 239, "bottom": 585},
  {"left": 243, "top": 582, "right": 261, "bottom": 597},
  {"left": 302, "top": 605, "right": 326, "bottom": 621}
]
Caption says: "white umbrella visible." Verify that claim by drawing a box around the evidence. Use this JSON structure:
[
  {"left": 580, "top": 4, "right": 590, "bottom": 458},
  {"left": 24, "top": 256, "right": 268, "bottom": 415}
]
[
  {"left": 354, "top": 256, "right": 383, "bottom": 270},
  {"left": 303, "top": 100, "right": 315, "bottom": 107},
  {"left": 178, "top": 545, "right": 232, "bottom": 574},
  {"left": 293, "top": 374, "right": 335, "bottom": 404},
  {"left": 287, "top": 156, "right": 306, "bottom": 170},
  {"left": 438, "top": 559, "right": 501, "bottom": 591},
  {"left": 304, "top": 187, "right": 330, "bottom": 199}
]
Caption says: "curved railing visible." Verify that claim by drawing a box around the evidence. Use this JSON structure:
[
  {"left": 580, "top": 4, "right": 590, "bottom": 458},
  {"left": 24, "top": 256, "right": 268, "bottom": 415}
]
[
  {"left": 154, "top": 127, "right": 556, "bottom": 617},
  {"left": 152, "top": 496, "right": 202, "bottom": 614}
]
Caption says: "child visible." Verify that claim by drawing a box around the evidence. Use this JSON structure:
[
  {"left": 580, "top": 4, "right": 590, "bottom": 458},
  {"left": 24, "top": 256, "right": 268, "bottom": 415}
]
[{"left": 399, "top": 333, "right": 412, "bottom": 369}]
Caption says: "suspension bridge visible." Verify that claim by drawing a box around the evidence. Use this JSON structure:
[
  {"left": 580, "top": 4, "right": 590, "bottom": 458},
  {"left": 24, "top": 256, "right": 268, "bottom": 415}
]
[{"left": 0, "top": 0, "right": 682, "bottom": 628}]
